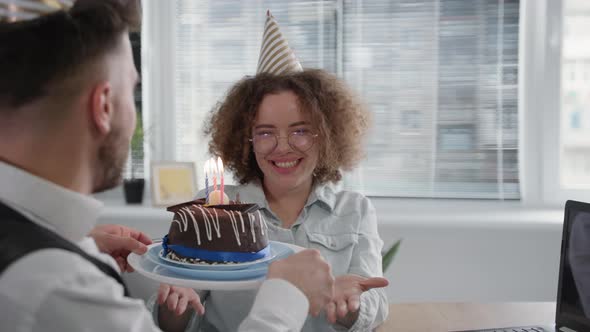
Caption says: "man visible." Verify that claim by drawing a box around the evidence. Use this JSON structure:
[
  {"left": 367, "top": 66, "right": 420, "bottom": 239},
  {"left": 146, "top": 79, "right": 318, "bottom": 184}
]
[{"left": 0, "top": 1, "right": 334, "bottom": 331}]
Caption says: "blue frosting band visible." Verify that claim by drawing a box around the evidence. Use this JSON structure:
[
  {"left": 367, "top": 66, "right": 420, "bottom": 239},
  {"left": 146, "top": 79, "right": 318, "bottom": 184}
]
[{"left": 162, "top": 235, "right": 270, "bottom": 263}]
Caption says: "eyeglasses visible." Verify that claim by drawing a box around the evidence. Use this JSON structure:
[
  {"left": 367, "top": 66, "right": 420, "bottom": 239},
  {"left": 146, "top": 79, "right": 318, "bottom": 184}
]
[{"left": 249, "top": 130, "right": 319, "bottom": 155}]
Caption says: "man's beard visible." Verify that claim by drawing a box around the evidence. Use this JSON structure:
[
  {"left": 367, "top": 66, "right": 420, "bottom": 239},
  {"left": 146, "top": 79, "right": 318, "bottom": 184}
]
[{"left": 93, "top": 127, "right": 129, "bottom": 193}]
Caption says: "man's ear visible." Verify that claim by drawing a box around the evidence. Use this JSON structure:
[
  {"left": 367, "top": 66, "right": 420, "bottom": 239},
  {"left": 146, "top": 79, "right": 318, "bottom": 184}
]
[{"left": 89, "top": 82, "right": 113, "bottom": 136}]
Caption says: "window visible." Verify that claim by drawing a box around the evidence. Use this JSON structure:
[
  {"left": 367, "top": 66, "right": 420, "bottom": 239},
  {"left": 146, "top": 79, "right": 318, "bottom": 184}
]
[
  {"left": 127, "top": 31, "right": 144, "bottom": 179},
  {"left": 561, "top": 0, "right": 590, "bottom": 189},
  {"left": 341, "top": 0, "right": 519, "bottom": 199},
  {"left": 145, "top": 0, "right": 520, "bottom": 200}
]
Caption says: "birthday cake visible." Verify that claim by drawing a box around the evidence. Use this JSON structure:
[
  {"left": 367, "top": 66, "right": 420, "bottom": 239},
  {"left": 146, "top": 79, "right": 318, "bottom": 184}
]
[{"left": 162, "top": 197, "right": 270, "bottom": 265}]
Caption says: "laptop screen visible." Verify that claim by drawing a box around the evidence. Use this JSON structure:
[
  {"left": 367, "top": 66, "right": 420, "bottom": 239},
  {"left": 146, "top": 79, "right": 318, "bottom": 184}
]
[{"left": 557, "top": 200, "right": 590, "bottom": 330}]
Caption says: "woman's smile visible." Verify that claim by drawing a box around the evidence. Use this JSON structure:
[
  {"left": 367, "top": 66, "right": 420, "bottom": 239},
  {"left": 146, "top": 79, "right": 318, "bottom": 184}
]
[{"left": 268, "top": 157, "right": 303, "bottom": 174}]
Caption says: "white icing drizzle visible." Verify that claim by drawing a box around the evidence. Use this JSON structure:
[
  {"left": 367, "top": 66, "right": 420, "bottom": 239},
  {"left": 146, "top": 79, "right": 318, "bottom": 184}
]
[
  {"left": 238, "top": 212, "right": 245, "bottom": 233},
  {"left": 223, "top": 210, "right": 242, "bottom": 246},
  {"left": 184, "top": 206, "right": 201, "bottom": 245},
  {"left": 208, "top": 207, "right": 221, "bottom": 238},
  {"left": 178, "top": 210, "right": 188, "bottom": 231},
  {"left": 172, "top": 204, "right": 269, "bottom": 249},
  {"left": 248, "top": 213, "right": 256, "bottom": 243},
  {"left": 195, "top": 205, "right": 213, "bottom": 241},
  {"left": 172, "top": 219, "right": 181, "bottom": 230},
  {"left": 257, "top": 210, "right": 268, "bottom": 235}
]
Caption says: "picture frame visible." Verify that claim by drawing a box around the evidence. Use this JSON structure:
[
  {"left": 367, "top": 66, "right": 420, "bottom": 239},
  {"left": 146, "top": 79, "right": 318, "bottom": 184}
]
[{"left": 150, "top": 161, "right": 197, "bottom": 206}]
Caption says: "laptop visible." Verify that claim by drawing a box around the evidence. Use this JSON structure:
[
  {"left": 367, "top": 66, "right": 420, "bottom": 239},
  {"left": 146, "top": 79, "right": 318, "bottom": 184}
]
[{"left": 454, "top": 200, "right": 590, "bottom": 332}]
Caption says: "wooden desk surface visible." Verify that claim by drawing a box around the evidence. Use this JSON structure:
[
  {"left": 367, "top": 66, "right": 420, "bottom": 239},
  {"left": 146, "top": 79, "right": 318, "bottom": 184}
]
[{"left": 377, "top": 302, "right": 556, "bottom": 332}]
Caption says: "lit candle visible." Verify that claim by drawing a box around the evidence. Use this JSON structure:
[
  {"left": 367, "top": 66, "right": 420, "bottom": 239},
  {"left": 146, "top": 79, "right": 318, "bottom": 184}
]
[
  {"left": 211, "top": 157, "right": 218, "bottom": 191},
  {"left": 218, "top": 157, "right": 224, "bottom": 203},
  {"left": 204, "top": 160, "right": 210, "bottom": 203}
]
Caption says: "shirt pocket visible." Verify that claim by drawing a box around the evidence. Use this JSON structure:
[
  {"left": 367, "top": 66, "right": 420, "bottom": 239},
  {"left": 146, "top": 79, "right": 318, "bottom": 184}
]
[{"left": 306, "top": 232, "right": 358, "bottom": 276}]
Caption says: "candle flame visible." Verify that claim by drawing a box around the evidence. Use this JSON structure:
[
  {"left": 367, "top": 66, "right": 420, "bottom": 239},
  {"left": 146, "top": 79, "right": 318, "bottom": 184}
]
[
  {"left": 209, "top": 157, "right": 218, "bottom": 174},
  {"left": 217, "top": 156, "right": 224, "bottom": 173}
]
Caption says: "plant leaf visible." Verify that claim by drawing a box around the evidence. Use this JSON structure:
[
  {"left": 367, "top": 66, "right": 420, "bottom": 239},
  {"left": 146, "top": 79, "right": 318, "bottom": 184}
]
[{"left": 382, "top": 239, "right": 402, "bottom": 272}]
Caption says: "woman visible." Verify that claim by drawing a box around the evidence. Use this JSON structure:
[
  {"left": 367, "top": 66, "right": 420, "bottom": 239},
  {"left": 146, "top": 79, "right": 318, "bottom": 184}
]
[{"left": 153, "top": 69, "right": 389, "bottom": 332}]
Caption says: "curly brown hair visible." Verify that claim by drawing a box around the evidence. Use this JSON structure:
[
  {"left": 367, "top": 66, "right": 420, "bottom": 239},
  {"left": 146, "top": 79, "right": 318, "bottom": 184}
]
[{"left": 204, "top": 69, "right": 371, "bottom": 184}]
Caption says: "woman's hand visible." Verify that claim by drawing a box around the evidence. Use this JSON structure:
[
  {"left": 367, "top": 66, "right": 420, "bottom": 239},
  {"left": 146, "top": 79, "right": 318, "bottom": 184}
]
[
  {"left": 325, "top": 275, "right": 389, "bottom": 327},
  {"left": 157, "top": 284, "right": 205, "bottom": 316}
]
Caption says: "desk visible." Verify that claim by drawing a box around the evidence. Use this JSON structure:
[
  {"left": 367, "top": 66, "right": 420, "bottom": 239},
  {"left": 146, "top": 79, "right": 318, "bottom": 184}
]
[{"left": 377, "top": 302, "right": 555, "bottom": 332}]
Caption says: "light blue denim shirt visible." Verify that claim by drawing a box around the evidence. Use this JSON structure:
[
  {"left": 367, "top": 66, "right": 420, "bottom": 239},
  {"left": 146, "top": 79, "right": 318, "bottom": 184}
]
[{"left": 151, "top": 181, "right": 389, "bottom": 332}]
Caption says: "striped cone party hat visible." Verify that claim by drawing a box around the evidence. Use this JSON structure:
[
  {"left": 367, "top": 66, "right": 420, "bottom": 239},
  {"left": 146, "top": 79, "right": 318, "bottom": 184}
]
[
  {"left": 0, "top": 0, "right": 74, "bottom": 23},
  {"left": 256, "top": 10, "right": 303, "bottom": 75}
]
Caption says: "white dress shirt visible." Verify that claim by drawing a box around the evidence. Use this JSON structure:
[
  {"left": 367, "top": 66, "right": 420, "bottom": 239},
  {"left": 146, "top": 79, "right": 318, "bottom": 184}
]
[{"left": 0, "top": 161, "right": 309, "bottom": 332}]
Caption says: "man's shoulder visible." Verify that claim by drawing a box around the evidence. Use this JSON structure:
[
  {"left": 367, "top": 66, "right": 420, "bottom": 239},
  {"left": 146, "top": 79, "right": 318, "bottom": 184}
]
[
  {"left": 0, "top": 248, "right": 155, "bottom": 332},
  {"left": 1, "top": 248, "right": 122, "bottom": 306}
]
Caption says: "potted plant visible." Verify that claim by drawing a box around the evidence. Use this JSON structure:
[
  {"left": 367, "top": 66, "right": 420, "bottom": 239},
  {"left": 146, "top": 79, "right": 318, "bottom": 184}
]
[{"left": 123, "top": 116, "right": 145, "bottom": 204}]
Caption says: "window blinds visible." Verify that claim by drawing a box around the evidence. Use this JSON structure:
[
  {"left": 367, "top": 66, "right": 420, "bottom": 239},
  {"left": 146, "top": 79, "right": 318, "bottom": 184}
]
[{"left": 169, "top": 0, "right": 520, "bottom": 199}]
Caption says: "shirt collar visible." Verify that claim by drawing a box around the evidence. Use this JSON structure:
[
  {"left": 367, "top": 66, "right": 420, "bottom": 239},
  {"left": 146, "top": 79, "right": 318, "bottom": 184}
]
[
  {"left": 241, "top": 181, "right": 335, "bottom": 212},
  {"left": 306, "top": 182, "right": 336, "bottom": 212},
  {"left": 0, "top": 161, "right": 103, "bottom": 243}
]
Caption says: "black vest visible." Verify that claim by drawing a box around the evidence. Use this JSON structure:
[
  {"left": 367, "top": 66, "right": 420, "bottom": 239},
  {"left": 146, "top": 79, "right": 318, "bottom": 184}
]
[{"left": 0, "top": 202, "right": 130, "bottom": 296}]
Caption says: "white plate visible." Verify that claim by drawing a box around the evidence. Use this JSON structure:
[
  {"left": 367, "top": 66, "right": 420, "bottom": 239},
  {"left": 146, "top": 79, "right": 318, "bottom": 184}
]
[
  {"left": 128, "top": 241, "right": 303, "bottom": 290},
  {"left": 157, "top": 245, "right": 277, "bottom": 271}
]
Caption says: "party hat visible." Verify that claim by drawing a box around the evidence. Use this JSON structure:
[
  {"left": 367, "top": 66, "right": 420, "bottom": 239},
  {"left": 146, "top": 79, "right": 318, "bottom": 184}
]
[
  {"left": 256, "top": 10, "right": 303, "bottom": 75},
  {"left": 0, "top": 0, "right": 74, "bottom": 23}
]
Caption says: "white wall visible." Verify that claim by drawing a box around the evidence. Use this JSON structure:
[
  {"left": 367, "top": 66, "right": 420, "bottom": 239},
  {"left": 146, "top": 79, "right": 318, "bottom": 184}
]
[
  {"left": 373, "top": 199, "right": 564, "bottom": 303},
  {"left": 98, "top": 200, "right": 565, "bottom": 304}
]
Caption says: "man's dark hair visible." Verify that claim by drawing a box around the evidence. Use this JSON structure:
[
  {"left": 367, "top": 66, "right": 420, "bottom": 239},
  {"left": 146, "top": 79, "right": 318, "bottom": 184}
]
[{"left": 0, "top": 0, "right": 141, "bottom": 110}]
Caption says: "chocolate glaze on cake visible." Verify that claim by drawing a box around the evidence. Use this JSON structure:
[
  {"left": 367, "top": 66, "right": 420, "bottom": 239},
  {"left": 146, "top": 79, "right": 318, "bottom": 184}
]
[{"left": 166, "top": 199, "right": 269, "bottom": 256}]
